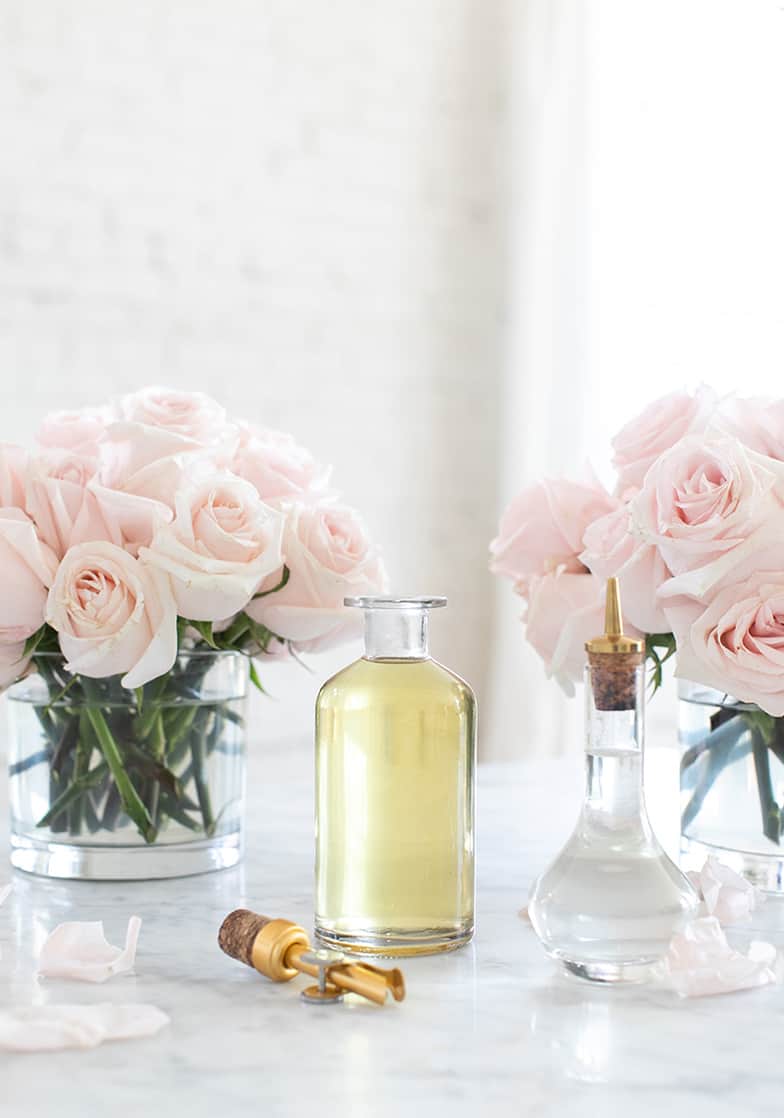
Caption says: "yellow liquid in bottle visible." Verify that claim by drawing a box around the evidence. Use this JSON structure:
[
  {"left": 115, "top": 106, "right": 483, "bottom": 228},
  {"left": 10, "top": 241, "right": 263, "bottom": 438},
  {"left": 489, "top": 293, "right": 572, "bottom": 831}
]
[{"left": 315, "top": 656, "right": 475, "bottom": 956}]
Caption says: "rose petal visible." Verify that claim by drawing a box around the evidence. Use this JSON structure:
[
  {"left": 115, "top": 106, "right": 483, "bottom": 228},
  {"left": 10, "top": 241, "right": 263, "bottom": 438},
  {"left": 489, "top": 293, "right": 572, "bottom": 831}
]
[
  {"left": 38, "top": 915, "right": 142, "bottom": 983},
  {"left": 0, "top": 1004, "right": 169, "bottom": 1051},
  {"left": 663, "top": 916, "right": 778, "bottom": 998},
  {"left": 688, "top": 856, "right": 763, "bottom": 925}
]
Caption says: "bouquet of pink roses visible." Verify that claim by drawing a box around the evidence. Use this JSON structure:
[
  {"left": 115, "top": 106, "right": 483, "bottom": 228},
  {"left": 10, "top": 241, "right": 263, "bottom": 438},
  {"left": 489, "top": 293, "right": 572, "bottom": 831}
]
[
  {"left": 491, "top": 386, "right": 784, "bottom": 845},
  {"left": 3, "top": 387, "right": 386, "bottom": 845},
  {"left": 491, "top": 386, "right": 784, "bottom": 711}
]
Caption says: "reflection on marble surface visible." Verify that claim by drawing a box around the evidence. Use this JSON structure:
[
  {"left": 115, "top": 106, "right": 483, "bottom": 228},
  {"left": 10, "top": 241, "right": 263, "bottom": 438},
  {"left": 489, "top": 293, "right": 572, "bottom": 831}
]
[{"left": 1, "top": 743, "right": 783, "bottom": 1117}]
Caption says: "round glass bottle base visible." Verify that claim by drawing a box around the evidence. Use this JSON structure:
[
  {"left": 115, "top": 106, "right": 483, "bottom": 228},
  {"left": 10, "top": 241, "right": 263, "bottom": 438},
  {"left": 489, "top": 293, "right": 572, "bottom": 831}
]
[
  {"left": 314, "top": 922, "right": 474, "bottom": 958},
  {"left": 10, "top": 830, "right": 242, "bottom": 880},
  {"left": 557, "top": 954, "right": 660, "bottom": 985}
]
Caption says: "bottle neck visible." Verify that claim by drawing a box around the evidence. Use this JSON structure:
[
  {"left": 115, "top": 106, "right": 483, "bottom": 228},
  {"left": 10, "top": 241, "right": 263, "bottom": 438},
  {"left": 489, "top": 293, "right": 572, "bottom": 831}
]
[
  {"left": 363, "top": 608, "right": 430, "bottom": 660},
  {"left": 584, "top": 726, "right": 645, "bottom": 824},
  {"left": 583, "top": 663, "right": 647, "bottom": 824}
]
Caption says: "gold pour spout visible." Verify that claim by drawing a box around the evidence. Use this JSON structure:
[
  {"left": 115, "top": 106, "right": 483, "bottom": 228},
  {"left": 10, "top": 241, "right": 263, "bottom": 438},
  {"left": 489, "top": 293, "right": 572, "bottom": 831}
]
[
  {"left": 218, "top": 910, "right": 405, "bottom": 1007},
  {"left": 585, "top": 576, "right": 644, "bottom": 656}
]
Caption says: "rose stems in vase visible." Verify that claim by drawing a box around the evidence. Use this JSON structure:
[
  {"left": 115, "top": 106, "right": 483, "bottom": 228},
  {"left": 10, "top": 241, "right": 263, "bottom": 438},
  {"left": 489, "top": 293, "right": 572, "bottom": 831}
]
[
  {"left": 680, "top": 715, "right": 752, "bottom": 833},
  {"left": 81, "top": 683, "right": 156, "bottom": 844},
  {"left": 750, "top": 726, "right": 782, "bottom": 844},
  {"left": 190, "top": 710, "right": 215, "bottom": 837},
  {"left": 68, "top": 710, "right": 94, "bottom": 835},
  {"left": 38, "top": 760, "right": 110, "bottom": 829},
  {"left": 21, "top": 649, "right": 245, "bottom": 842},
  {"left": 102, "top": 785, "right": 122, "bottom": 830}
]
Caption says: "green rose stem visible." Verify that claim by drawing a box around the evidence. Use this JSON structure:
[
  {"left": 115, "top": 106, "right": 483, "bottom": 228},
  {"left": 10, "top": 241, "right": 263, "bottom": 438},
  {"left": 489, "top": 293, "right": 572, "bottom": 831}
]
[
  {"left": 37, "top": 761, "right": 109, "bottom": 829},
  {"left": 190, "top": 714, "right": 215, "bottom": 836},
  {"left": 680, "top": 716, "right": 750, "bottom": 833},
  {"left": 84, "top": 701, "right": 157, "bottom": 843},
  {"left": 751, "top": 727, "right": 781, "bottom": 844},
  {"left": 102, "top": 785, "right": 122, "bottom": 830},
  {"left": 20, "top": 629, "right": 266, "bottom": 843},
  {"left": 8, "top": 749, "right": 51, "bottom": 777},
  {"left": 147, "top": 711, "right": 167, "bottom": 830},
  {"left": 50, "top": 718, "right": 79, "bottom": 778},
  {"left": 68, "top": 710, "right": 94, "bottom": 834}
]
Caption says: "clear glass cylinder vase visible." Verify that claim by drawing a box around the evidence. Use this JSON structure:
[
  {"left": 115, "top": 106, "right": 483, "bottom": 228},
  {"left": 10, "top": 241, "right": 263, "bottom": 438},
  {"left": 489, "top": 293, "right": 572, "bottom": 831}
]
[
  {"left": 7, "top": 651, "right": 248, "bottom": 880},
  {"left": 679, "top": 679, "right": 784, "bottom": 891}
]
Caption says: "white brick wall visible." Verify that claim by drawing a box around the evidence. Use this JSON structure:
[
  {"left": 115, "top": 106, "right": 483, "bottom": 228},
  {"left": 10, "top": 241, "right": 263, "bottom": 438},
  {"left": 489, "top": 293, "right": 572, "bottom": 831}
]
[{"left": 0, "top": 0, "right": 510, "bottom": 748}]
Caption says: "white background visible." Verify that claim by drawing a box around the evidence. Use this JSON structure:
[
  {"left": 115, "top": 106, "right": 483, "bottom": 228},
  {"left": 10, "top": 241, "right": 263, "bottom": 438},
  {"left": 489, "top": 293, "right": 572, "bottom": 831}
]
[{"left": 2, "top": 1, "right": 783, "bottom": 756}]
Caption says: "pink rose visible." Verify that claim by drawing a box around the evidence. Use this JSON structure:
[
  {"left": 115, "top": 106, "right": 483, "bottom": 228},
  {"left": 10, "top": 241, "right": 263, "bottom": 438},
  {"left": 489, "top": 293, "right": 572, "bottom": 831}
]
[
  {"left": 664, "top": 562, "right": 784, "bottom": 716},
  {"left": 247, "top": 502, "right": 388, "bottom": 651},
  {"left": 0, "top": 510, "right": 59, "bottom": 688},
  {"left": 36, "top": 407, "right": 109, "bottom": 454},
  {"left": 0, "top": 640, "right": 29, "bottom": 689},
  {"left": 581, "top": 504, "right": 670, "bottom": 632},
  {"left": 98, "top": 423, "right": 210, "bottom": 490},
  {"left": 719, "top": 395, "right": 784, "bottom": 461},
  {"left": 115, "top": 386, "right": 237, "bottom": 450},
  {"left": 85, "top": 481, "right": 172, "bottom": 555},
  {"left": 232, "top": 425, "right": 329, "bottom": 506},
  {"left": 0, "top": 510, "right": 58, "bottom": 638},
  {"left": 46, "top": 542, "right": 177, "bottom": 688},
  {"left": 140, "top": 473, "right": 284, "bottom": 622},
  {"left": 0, "top": 444, "right": 27, "bottom": 508},
  {"left": 524, "top": 571, "right": 607, "bottom": 693},
  {"left": 490, "top": 478, "right": 617, "bottom": 595},
  {"left": 90, "top": 396, "right": 241, "bottom": 554},
  {"left": 612, "top": 387, "right": 716, "bottom": 496},
  {"left": 24, "top": 450, "right": 111, "bottom": 558},
  {"left": 630, "top": 436, "right": 784, "bottom": 598},
  {"left": 86, "top": 425, "right": 191, "bottom": 554}
]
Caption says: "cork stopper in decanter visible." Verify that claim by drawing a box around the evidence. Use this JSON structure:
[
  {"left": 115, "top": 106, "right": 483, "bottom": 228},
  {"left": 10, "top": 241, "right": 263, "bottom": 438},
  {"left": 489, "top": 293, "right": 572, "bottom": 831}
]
[{"left": 585, "top": 578, "right": 644, "bottom": 711}]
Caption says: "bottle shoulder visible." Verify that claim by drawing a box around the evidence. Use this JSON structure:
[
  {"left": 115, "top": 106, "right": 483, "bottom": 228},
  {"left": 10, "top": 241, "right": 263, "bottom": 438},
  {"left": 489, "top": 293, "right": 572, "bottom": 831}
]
[
  {"left": 429, "top": 657, "right": 476, "bottom": 702},
  {"left": 316, "top": 656, "right": 476, "bottom": 713}
]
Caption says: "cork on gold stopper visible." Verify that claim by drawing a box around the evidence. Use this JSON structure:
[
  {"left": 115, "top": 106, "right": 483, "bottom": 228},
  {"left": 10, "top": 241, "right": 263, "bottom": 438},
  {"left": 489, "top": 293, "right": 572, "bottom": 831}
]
[
  {"left": 585, "top": 578, "right": 644, "bottom": 711},
  {"left": 218, "top": 909, "right": 272, "bottom": 967}
]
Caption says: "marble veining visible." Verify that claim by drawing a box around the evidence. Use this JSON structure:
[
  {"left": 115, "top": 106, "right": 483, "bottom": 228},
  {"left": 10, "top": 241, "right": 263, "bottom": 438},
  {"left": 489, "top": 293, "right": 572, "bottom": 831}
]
[{"left": 2, "top": 742, "right": 784, "bottom": 1118}]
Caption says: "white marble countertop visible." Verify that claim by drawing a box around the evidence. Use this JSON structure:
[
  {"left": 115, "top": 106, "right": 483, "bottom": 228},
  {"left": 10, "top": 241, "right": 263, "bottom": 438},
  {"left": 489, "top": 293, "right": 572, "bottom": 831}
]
[{"left": 2, "top": 739, "right": 784, "bottom": 1118}]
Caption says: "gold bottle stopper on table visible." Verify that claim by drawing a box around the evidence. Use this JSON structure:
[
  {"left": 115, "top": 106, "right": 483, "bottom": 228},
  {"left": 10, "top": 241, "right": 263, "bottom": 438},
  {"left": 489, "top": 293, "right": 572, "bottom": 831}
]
[{"left": 218, "top": 910, "right": 406, "bottom": 1006}]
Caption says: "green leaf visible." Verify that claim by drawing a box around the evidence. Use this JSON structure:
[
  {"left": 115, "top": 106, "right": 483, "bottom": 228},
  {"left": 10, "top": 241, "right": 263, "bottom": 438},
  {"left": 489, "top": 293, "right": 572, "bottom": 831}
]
[
  {"left": 245, "top": 616, "right": 286, "bottom": 655},
  {"left": 248, "top": 660, "right": 267, "bottom": 694},
  {"left": 645, "top": 632, "right": 677, "bottom": 695},
  {"left": 217, "top": 614, "right": 251, "bottom": 647},
  {"left": 164, "top": 705, "right": 199, "bottom": 750},
  {"left": 36, "top": 761, "right": 109, "bottom": 828},
  {"left": 85, "top": 706, "right": 157, "bottom": 843},
  {"left": 134, "top": 686, "right": 144, "bottom": 714},
  {"left": 182, "top": 619, "right": 219, "bottom": 650},
  {"left": 743, "top": 709, "right": 777, "bottom": 747},
  {"left": 42, "top": 673, "right": 79, "bottom": 715},
  {"left": 252, "top": 565, "right": 290, "bottom": 600},
  {"left": 23, "top": 624, "right": 59, "bottom": 659},
  {"left": 123, "top": 743, "right": 185, "bottom": 799},
  {"left": 158, "top": 794, "right": 202, "bottom": 832}
]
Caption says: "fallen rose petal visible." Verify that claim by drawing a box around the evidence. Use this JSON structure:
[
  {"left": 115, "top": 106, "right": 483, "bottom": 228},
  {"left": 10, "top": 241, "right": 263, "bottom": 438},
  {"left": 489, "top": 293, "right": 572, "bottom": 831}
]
[
  {"left": 38, "top": 915, "right": 141, "bottom": 983},
  {"left": 663, "top": 916, "right": 778, "bottom": 998},
  {"left": 687, "top": 857, "right": 764, "bottom": 925},
  {"left": 0, "top": 1004, "right": 169, "bottom": 1051}
]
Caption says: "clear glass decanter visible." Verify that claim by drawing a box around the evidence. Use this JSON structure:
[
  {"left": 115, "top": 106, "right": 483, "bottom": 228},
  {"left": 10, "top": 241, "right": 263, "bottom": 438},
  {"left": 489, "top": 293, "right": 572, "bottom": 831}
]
[
  {"left": 528, "top": 578, "right": 699, "bottom": 983},
  {"left": 315, "top": 596, "right": 476, "bottom": 956}
]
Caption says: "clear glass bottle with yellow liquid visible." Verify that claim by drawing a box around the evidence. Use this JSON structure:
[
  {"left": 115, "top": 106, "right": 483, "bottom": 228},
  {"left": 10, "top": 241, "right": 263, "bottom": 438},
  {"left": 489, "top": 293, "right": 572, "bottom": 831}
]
[{"left": 315, "top": 596, "right": 475, "bottom": 956}]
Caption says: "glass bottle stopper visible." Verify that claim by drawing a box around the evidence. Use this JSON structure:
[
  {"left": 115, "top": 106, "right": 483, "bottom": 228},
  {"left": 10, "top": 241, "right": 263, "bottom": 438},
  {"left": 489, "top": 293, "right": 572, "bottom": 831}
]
[
  {"left": 218, "top": 909, "right": 406, "bottom": 1005},
  {"left": 584, "top": 576, "right": 644, "bottom": 710}
]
